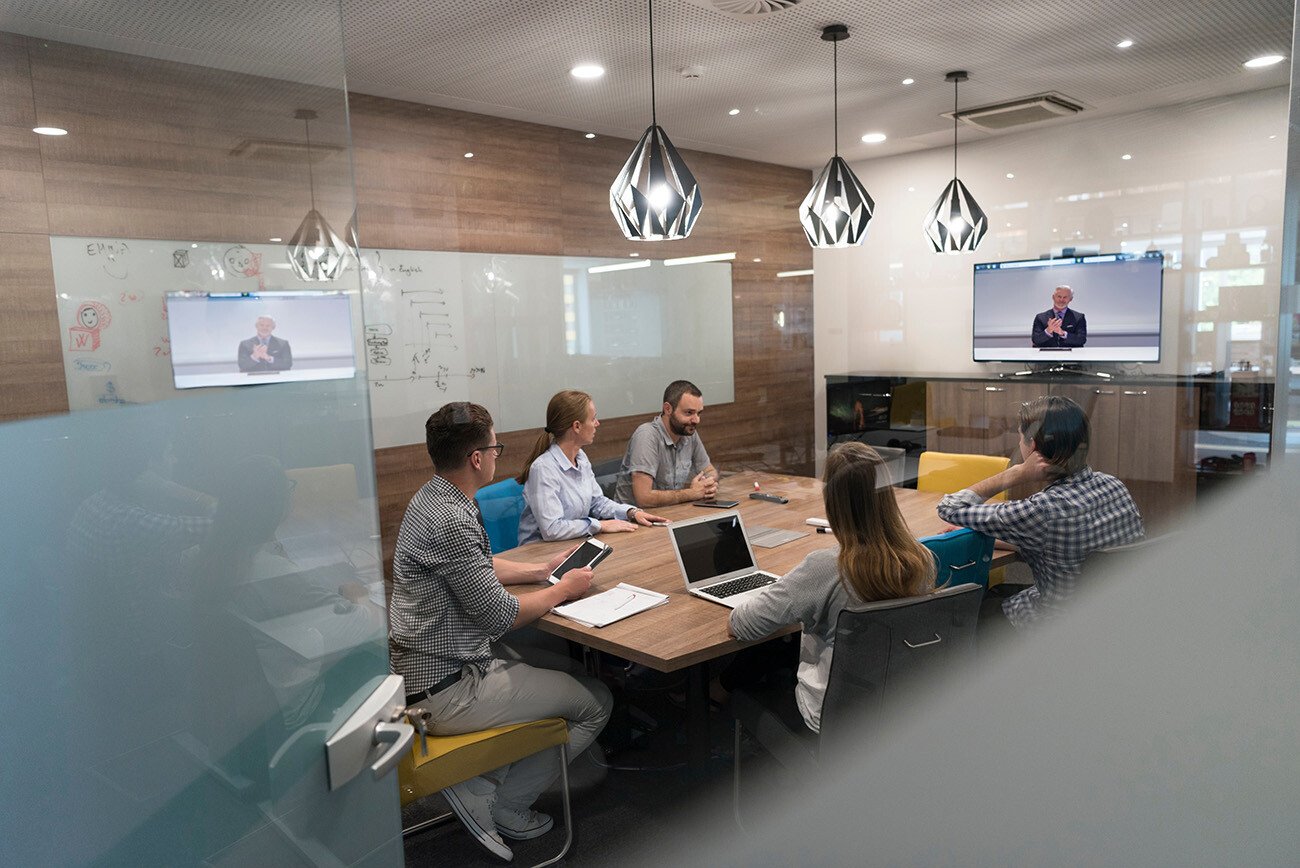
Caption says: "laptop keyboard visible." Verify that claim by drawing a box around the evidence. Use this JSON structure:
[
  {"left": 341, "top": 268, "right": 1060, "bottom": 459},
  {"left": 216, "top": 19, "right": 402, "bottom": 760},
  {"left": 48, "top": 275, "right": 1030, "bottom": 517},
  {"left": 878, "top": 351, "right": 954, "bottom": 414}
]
[{"left": 704, "top": 573, "right": 776, "bottom": 599}]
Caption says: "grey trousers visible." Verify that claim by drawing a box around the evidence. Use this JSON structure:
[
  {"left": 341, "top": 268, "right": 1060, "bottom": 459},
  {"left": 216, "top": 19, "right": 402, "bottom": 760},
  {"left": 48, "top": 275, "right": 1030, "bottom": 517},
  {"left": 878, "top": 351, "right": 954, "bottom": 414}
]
[{"left": 415, "top": 643, "right": 612, "bottom": 812}]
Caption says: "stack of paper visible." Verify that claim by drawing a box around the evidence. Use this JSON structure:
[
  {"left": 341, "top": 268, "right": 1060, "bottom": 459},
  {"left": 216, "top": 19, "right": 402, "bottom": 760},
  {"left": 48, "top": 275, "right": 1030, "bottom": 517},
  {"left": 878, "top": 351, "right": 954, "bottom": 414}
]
[{"left": 552, "top": 583, "right": 669, "bottom": 628}]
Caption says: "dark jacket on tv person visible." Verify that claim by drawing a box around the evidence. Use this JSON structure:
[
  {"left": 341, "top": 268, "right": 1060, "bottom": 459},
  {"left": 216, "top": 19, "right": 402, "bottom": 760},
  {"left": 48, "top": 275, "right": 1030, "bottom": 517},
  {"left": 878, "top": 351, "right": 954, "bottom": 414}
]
[
  {"left": 1031, "top": 308, "right": 1087, "bottom": 348},
  {"left": 237, "top": 335, "right": 293, "bottom": 372}
]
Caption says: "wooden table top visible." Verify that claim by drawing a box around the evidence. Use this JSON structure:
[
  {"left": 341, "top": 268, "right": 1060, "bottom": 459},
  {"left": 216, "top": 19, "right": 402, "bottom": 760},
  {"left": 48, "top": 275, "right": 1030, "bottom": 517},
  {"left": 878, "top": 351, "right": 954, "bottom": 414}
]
[{"left": 502, "top": 470, "right": 1008, "bottom": 672}]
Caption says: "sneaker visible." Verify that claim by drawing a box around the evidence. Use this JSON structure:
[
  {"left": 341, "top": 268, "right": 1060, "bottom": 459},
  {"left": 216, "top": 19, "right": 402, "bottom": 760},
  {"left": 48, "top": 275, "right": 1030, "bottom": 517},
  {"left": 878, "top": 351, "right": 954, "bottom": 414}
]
[
  {"left": 493, "top": 805, "right": 554, "bottom": 841},
  {"left": 443, "top": 776, "right": 513, "bottom": 862}
]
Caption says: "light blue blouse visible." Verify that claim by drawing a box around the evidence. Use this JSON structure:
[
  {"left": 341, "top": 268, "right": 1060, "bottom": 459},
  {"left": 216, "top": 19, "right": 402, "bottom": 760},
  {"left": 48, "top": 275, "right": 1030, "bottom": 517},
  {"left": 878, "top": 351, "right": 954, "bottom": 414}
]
[{"left": 517, "top": 443, "right": 635, "bottom": 545}]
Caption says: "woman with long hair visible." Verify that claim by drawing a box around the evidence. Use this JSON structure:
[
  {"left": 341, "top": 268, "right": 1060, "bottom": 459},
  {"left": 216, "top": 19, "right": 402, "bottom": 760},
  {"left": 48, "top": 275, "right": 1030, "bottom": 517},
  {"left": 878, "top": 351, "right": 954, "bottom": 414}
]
[
  {"left": 516, "top": 389, "right": 666, "bottom": 545},
  {"left": 728, "top": 442, "right": 936, "bottom": 733}
]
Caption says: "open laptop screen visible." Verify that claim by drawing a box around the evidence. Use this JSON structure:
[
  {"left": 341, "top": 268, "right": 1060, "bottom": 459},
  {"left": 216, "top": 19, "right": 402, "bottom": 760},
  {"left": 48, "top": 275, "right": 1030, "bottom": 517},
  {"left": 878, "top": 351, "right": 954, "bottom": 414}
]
[{"left": 671, "top": 514, "right": 755, "bottom": 583}]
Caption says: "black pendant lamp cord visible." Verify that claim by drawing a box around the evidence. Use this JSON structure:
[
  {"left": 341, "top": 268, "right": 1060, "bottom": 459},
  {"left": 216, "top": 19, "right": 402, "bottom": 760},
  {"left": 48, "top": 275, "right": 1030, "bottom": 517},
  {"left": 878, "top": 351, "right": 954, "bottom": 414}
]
[
  {"left": 833, "top": 37, "right": 839, "bottom": 157},
  {"left": 648, "top": 0, "right": 657, "bottom": 128},
  {"left": 952, "top": 77, "right": 958, "bottom": 180},
  {"left": 304, "top": 117, "right": 317, "bottom": 211}
]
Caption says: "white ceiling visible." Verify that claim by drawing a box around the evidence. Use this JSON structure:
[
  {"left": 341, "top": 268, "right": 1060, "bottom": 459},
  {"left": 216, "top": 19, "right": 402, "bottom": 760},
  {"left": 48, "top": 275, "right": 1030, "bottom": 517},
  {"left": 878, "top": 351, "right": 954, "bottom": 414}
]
[{"left": 3, "top": 0, "right": 1293, "bottom": 169}]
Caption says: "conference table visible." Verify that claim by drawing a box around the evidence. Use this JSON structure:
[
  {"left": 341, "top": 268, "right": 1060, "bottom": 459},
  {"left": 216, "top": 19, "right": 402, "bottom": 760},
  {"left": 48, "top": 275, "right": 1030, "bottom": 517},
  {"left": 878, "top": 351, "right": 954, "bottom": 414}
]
[{"left": 502, "top": 470, "right": 1013, "bottom": 772}]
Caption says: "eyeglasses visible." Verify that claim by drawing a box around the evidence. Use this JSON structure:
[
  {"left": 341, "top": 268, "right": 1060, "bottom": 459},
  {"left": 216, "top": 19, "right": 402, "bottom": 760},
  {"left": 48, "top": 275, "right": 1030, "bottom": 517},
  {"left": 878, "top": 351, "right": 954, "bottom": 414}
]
[{"left": 470, "top": 443, "right": 505, "bottom": 458}]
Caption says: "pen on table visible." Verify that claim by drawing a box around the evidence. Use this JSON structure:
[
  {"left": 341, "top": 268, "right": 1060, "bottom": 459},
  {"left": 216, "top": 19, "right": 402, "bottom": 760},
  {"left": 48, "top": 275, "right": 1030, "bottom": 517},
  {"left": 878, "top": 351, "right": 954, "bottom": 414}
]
[{"left": 816, "top": 526, "right": 833, "bottom": 534}]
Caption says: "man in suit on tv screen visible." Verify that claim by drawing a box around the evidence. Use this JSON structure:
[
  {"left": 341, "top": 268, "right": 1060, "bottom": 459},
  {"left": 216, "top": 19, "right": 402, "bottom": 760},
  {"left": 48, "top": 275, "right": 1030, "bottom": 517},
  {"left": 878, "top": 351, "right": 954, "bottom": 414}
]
[
  {"left": 1031, "top": 285, "right": 1087, "bottom": 349},
  {"left": 237, "top": 315, "right": 293, "bottom": 372}
]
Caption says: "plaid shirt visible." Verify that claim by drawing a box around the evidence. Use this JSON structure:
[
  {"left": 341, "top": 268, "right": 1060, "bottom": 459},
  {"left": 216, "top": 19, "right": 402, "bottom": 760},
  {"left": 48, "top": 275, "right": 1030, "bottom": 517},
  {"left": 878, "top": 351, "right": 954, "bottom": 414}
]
[
  {"left": 389, "top": 475, "right": 520, "bottom": 692},
  {"left": 937, "top": 467, "right": 1144, "bottom": 627}
]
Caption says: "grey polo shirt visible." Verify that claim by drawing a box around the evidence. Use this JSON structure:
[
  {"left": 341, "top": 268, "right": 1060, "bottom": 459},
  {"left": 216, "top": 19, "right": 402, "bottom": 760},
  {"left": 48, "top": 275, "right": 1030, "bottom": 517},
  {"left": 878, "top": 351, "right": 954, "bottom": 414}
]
[{"left": 615, "top": 416, "right": 711, "bottom": 503}]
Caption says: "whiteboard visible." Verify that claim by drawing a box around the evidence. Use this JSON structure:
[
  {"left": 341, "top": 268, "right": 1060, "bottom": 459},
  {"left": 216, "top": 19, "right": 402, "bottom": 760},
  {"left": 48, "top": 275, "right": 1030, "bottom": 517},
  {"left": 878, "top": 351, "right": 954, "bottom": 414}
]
[{"left": 50, "top": 237, "right": 734, "bottom": 448}]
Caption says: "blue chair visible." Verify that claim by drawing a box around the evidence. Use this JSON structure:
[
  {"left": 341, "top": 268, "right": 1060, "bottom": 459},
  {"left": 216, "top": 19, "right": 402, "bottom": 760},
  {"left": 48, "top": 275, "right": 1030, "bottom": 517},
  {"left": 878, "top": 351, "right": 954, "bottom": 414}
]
[
  {"left": 920, "top": 527, "right": 994, "bottom": 590},
  {"left": 475, "top": 478, "right": 525, "bottom": 554}
]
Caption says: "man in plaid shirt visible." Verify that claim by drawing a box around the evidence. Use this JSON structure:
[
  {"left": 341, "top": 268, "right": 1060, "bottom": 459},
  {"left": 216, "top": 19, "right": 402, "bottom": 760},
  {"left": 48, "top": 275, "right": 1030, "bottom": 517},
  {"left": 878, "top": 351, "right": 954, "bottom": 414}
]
[
  {"left": 390, "top": 402, "right": 611, "bottom": 861},
  {"left": 937, "top": 395, "right": 1143, "bottom": 630}
]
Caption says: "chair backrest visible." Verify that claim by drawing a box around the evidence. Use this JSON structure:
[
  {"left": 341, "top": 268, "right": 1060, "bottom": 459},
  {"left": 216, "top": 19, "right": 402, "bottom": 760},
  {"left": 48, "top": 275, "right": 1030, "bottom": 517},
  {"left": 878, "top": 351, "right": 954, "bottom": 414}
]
[
  {"left": 920, "top": 527, "right": 995, "bottom": 589},
  {"left": 589, "top": 457, "right": 623, "bottom": 500},
  {"left": 917, "top": 451, "right": 1012, "bottom": 501},
  {"left": 818, "top": 583, "right": 981, "bottom": 754},
  {"left": 1084, "top": 531, "right": 1180, "bottom": 581},
  {"left": 474, "top": 478, "right": 525, "bottom": 554}
]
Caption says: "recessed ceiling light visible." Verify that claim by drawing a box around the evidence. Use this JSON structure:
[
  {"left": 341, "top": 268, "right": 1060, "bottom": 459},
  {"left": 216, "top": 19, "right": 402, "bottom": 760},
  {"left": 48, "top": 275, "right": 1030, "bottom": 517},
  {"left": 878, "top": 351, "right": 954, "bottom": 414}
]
[
  {"left": 1243, "top": 54, "right": 1285, "bottom": 68},
  {"left": 907, "top": 186, "right": 915, "bottom": 192},
  {"left": 584, "top": 132, "right": 596, "bottom": 139},
  {"left": 630, "top": 252, "right": 640, "bottom": 257},
  {"left": 464, "top": 152, "right": 474, "bottom": 158},
  {"left": 752, "top": 258, "right": 762, "bottom": 262},
  {"left": 1116, "top": 39, "right": 1134, "bottom": 49},
  {"left": 269, "top": 237, "right": 282, "bottom": 242},
  {"left": 728, "top": 108, "right": 740, "bottom": 116},
  {"left": 1269, "top": 134, "right": 1278, "bottom": 139},
  {"left": 1121, "top": 153, "right": 1132, "bottom": 160},
  {"left": 860, "top": 132, "right": 887, "bottom": 144},
  {"left": 901, "top": 78, "right": 914, "bottom": 85},
  {"left": 570, "top": 64, "right": 605, "bottom": 79},
  {"left": 1005, "top": 173, "right": 1015, "bottom": 179},
  {"left": 32, "top": 126, "right": 67, "bottom": 136}
]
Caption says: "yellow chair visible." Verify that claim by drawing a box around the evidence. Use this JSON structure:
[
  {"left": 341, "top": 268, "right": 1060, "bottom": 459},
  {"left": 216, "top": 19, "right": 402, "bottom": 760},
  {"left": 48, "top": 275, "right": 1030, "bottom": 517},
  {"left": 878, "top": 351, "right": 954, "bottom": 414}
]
[
  {"left": 398, "top": 718, "right": 573, "bottom": 866},
  {"left": 917, "top": 451, "right": 1012, "bottom": 584}
]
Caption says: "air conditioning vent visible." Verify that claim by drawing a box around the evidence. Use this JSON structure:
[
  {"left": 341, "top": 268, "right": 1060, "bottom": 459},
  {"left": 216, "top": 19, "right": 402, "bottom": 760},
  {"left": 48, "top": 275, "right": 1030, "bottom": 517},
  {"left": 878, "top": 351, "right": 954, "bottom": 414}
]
[
  {"left": 945, "top": 93, "right": 1087, "bottom": 131},
  {"left": 684, "top": 0, "right": 805, "bottom": 19}
]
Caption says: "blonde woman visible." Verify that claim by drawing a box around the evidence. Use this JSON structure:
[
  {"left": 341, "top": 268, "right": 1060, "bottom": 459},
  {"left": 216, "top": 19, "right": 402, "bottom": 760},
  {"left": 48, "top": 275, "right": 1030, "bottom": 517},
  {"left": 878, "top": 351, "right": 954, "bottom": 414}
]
[
  {"left": 728, "top": 442, "right": 936, "bottom": 733},
  {"left": 517, "top": 390, "right": 666, "bottom": 545}
]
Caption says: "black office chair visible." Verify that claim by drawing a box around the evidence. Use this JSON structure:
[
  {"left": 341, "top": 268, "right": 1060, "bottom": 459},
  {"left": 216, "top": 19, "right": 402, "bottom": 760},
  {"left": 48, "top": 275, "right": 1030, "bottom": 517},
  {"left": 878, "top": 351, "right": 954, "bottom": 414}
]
[
  {"left": 731, "top": 583, "right": 982, "bottom": 828},
  {"left": 1085, "top": 532, "right": 1181, "bottom": 581}
]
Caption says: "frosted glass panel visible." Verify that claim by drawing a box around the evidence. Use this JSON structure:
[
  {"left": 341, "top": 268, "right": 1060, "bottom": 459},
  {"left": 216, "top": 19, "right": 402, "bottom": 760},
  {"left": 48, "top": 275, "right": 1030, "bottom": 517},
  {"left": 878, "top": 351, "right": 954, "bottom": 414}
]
[{"left": 0, "top": 386, "right": 398, "bottom": 865}]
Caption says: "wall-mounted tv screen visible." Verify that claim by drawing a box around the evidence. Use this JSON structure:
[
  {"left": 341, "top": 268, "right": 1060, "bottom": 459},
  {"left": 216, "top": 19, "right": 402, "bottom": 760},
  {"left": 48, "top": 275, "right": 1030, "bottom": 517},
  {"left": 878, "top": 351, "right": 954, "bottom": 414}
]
[
  {"left": 972, "top": 251, "right": 1163, "bottom": 363},
  {"left": 166, "top": 291, "right": 356, "bottom": 389}
]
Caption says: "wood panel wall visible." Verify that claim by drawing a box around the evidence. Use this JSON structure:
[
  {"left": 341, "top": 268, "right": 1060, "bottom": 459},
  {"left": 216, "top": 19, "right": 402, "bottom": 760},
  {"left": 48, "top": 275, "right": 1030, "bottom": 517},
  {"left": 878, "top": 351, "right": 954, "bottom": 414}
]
[{"left": 0, "top": 35, "right": 815, "bottom": 566}]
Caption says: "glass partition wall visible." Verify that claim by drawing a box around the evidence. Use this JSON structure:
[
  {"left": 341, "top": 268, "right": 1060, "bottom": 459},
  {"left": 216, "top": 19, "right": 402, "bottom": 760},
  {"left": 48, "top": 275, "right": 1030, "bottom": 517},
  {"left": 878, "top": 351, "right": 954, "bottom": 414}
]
[
  {"left": 814, "top": 65, "right": 1295, "bottom": 526},
  {"left": 0, "top": 3, "right": 403, "bottom": 865}
]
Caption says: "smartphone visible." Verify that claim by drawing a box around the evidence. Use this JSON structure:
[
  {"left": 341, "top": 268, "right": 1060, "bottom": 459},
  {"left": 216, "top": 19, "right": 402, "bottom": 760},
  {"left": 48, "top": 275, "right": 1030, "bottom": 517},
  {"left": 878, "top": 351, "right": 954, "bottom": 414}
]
[
  {"left": 548, "top": 538, "right": 612, "bottom": 583},
  {"left": 693, "top": 499, "right": 741, "bottom": 508}
]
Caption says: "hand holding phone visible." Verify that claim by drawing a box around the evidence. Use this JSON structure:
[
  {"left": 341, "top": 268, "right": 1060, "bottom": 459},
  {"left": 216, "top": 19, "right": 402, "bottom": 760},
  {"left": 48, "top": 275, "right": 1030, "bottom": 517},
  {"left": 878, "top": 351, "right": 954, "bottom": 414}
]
[{"left": 547, "top": 538, "right": 612, "bottom": 584}]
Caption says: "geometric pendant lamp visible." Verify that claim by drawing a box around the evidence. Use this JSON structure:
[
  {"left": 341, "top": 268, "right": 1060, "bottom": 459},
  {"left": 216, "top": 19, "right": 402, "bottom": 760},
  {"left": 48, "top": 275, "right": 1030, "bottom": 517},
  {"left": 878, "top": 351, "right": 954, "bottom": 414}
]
[
  {"left": 799, "top": 24, "right": 874, "bottom": 248},
  {"left": 287, "top": 109, "right": 350, "bottom": 280},
  {"left": 609, "top": 0, "right": 702, "bottom": 241},
  {"left": 923, "top": 71, "right": 988, "bottom": 253}
]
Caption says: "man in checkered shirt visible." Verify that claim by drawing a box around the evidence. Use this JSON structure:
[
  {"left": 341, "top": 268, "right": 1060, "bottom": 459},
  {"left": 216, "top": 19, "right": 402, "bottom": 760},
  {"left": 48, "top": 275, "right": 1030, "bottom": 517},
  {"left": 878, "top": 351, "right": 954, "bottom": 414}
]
[
  {"left": 937, "top": 395, "right": 1144, "bottom": 630},
  {"left": 389, "top": 402, "right": 611, "bottom": 861}
]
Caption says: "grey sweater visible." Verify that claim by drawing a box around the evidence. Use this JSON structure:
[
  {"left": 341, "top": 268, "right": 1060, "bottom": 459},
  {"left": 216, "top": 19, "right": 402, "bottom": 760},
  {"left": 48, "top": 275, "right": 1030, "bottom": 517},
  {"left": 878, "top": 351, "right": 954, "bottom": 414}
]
[{"left": 729, "top": 547, "right": 855, "bottom": 733}]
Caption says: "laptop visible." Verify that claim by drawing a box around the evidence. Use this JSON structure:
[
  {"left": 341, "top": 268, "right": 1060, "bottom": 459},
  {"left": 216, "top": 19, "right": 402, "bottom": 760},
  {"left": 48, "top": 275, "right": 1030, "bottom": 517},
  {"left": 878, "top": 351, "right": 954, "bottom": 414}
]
[{"left": 667, "top": 511, "right": 781, "bottom": 608}]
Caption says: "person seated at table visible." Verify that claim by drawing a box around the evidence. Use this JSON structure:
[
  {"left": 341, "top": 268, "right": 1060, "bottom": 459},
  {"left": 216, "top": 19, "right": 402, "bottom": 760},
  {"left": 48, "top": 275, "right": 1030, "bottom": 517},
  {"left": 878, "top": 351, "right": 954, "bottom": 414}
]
[
  {"left": 936, "top": 395, "right": 1144, "bottom": 632},
  {"left": 614, "top": 379, "right": 718, "bottom": 507},
  {"left": 390, "top": 401, "right": 613, "bottom": 862},
  {"left": 728, "top": 442, "right": 937, "bottom": 733},
  {"left": 516, "top": 389, "right": 666, "bottom": 545}
]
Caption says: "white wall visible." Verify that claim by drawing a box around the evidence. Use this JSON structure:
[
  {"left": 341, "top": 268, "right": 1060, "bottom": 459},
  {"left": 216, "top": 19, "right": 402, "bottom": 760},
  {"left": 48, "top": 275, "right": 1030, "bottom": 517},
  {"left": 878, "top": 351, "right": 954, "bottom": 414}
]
[{"left": 814, "top": 87, "right": 1289, "bottom": 465}]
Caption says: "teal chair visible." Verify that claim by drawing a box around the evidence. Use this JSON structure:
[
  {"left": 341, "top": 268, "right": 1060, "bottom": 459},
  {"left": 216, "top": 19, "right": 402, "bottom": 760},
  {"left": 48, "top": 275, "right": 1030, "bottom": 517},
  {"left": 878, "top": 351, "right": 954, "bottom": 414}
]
[
  {"left": 920, "top": 527, "right": 994, "bottom": 590},
  {"left": 475, "top": 478, "right": 525, "bottom": 554}
]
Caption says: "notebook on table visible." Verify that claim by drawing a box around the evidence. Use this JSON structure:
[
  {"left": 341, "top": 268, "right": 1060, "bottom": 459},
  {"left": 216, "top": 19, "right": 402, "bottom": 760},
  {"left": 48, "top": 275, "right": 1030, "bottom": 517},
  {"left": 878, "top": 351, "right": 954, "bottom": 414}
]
[{"left": 667, "top": 511, "right": 781, "bottom": 608}]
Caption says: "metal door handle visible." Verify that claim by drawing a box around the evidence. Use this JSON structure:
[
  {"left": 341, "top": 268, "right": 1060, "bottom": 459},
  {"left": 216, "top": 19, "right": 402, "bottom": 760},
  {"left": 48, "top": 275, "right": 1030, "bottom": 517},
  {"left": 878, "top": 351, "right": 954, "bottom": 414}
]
[
  {"left": 1122, "top": 390, "right": 1149, "bottom": 396},
  {"left": 325, "top": 673, "right": 408, "bottom": 790},
  {"left": 904, "top": 633, "right": 942, "bottom": 649},
  {"left": 1094, "top": 389, "right": 1115, "bottom": 395},
  {"left": 371, "top": 721, "right": 415, "bottom": 780}
]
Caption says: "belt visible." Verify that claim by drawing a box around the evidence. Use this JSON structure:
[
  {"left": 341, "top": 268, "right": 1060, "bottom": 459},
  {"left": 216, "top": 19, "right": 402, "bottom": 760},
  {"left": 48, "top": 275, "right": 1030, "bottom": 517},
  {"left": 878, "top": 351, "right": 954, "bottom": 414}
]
[{"left": 405, "top": 669, "right": 462, "bottom": 706}]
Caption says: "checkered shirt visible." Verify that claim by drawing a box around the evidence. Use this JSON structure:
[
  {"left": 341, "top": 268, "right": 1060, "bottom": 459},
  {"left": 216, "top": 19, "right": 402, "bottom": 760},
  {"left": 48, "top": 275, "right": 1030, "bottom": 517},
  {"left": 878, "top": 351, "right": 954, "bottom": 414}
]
[
  {"left": 388, "top": 475, "right": 520, "bottom": 692},
  {"left": 937, "top": 467, "right": 1144, "bottom": 628}
]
